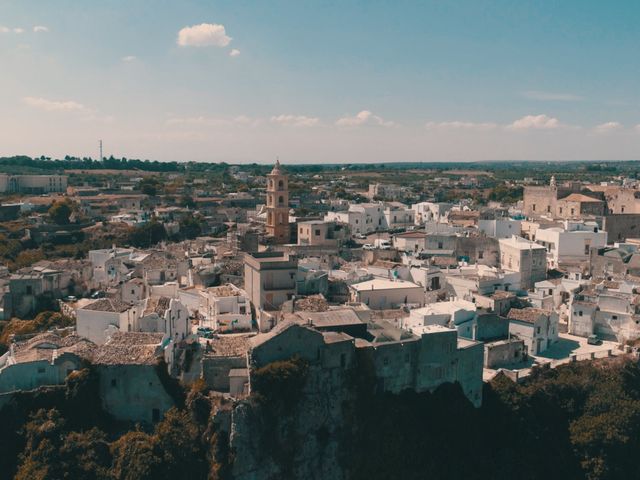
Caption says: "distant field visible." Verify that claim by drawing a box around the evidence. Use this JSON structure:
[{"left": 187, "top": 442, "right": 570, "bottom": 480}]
[{"left": 65, "top": 169, "right": 156, "bottom": 176}]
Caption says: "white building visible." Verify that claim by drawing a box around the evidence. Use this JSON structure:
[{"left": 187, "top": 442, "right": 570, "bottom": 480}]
[
  {"left": 349, "top": 278, "right": 424, "bottom": 309},
  {"left": 507, "top": 307, "right": 559, "bottom": 355},
  {"left": 534, "top": 221, "right": 607, "bottom": 269},
  {"left": 411, "top": 202, "right": 453, "bottom": 225},
  {"left": 405, "top": 299, "right": 476, "bottom": 333},
  {"left": 200, "top": 284, "right": 252, "bottom": 331},
  {"left": 88, "top": 247, "right": 135, "bottom": 289},
  {"left": 499, "top": 236, "right": 547, "bottom": 290},
  {"left": 0, "top": 174, "right": 67, "bottom": 194},
  {"left": 324, "top": 203, "right": 385, "bottom": 235},
  {"left": 383, "top": 204, "right": 415, "bottom": 230},
  {"left": 76, "top": 297, "right": 140, "bottom": 345},
  {"left": 478, "top": 218, "right": 522, "bottom": 239}
]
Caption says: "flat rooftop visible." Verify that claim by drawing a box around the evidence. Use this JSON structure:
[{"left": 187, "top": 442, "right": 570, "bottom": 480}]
[{"left": 351, "top": 278, "right": 421, "bottom": 291}]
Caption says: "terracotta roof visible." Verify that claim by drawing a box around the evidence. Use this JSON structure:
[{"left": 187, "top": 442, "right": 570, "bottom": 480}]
[
  {"left": 206, "top": 334, "right": 253, "bottom": 358},
  {"left": 12, "top": 333, "right": 96, "bottom": 364},
  {"left": 93, "top": 332, "right": 164, "bottom": 365},
  {"left": 507, "top": 307, "right": 549, "bottom": 324},
  {"left": 82, "top": 298, "right": 131, "bottom": 313},
  {"left": 560, "top": 193, "right": 604, "bottom": 203},
  {"left": 143, "top": 296, "right": 171, "bottom": 316}
]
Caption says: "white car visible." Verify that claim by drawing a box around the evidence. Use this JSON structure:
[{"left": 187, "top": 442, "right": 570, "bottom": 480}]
[{"left": 363, "top": 243, "right": 375, "bottom": 250}]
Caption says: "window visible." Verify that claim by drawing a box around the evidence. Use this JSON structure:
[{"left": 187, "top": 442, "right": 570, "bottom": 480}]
[
  {"left": 571, "top": 208, "right": 575, "bottom": 215},
  {"left": 536, "top": 327, "right": 541, "bottom": 334},
  {"left": 579, "top": 311, "right": 583, "bottom": 317},
  {"left": 559, "top": 207, "right": 563, "bottom": 214},
  {"left": 315, "top": 229, "right": 321, "bottom": 236},
  {"left": 612, "top": 315, "right": 618, "bottom": 320},
  {"left": 478, "top": 250, "right": 484, "bottom": 259},
  {"left": 585, "top": 244, "right": 590, "bottom": 255},
  {"left": 532, "top": 204, "right": 536, "bottom": 212},
  {"left": 547, "top": 205, "right": 551, "bottom": 213},
  {"left": 438, "top": 242, "right": 443, "bottom": 249}
]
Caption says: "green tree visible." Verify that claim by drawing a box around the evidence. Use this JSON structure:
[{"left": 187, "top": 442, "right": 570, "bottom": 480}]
[{"left": 48, "top": 200, "right": 74, "bottom": 225}]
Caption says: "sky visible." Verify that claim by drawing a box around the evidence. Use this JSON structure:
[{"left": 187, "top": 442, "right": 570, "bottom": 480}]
[{"left": 1, "top": 0, "right": 640, "bottom": 164}]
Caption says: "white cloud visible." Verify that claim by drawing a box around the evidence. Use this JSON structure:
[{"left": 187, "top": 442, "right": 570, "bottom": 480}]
[
  {"left": 594, "top": 121, "right": 622, "bottom": 133},
  {"left": 508, "top": 114, "right": 563, "bottom": 130},
  {"left": 229, "top": 48, "right": 241, "bottom": 57},
  {"left": 122, "top": 55, "right": 137, "bottom": 62},
  {"left": 522, "top": 91, "right": 583, "bottom": 102},
  {"left": 335, "top": 110, "right": 395, "bottom": 127},
  {"left": 270, "top": 114, "right": 320, "bottom": 127},
  {"left": 166, "top": 115, "right": 261, "bottom": 127},
  {"left": 1, "top": 26, "right": 26, "bottom": 34},
  {"left": 23, "top": 96, "right": 87, "bottom": 112},
  {"left": 177, "top": 23, "right": 231, "bottom": 47},
  {"left": 33, "top": 26, "right": 49, "bottom": 33},
  {"left": 425, "top": 121, "right": 498, "bottom": 131}
]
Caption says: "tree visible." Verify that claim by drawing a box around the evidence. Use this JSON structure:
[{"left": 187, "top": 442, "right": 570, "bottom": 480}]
[
  {"left": 127, "top": 220, "right": 167, "bottom": 248},
  {"left": 178, "top": 215, "right": 203, "bottom": 240},
  {"left": 180, "top": 194, "right": 196, "bottom": 209},
  {"left": 48, "top": 200, "right": 74, "bottom": 225}
]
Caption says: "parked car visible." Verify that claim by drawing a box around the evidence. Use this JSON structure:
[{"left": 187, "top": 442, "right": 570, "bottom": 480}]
[
  {"left": 354, "top": 233, "right": 367, "bottom": 239},
  {"left": 374, "top": 239, "right": 392, "bottom": 250},
  {"left": 587, "top": 334, "right": 601, "bottom": 345},
  {"left": 363, "top": 244, "right": 375, "bottom": 250}
]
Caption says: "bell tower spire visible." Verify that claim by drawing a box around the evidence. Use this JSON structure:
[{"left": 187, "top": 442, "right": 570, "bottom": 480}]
[{"left": 265, "top": 159, "right": 289, "bottom": 243}]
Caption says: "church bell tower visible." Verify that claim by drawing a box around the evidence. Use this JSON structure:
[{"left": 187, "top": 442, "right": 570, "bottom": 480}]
[{"left": 265, "top": 159, "right": 290, "bottom": 243}]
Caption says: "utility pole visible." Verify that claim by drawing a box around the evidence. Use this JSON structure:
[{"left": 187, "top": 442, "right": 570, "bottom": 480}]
[{"left": 99, "top": 139, "right": 103, "bottom": 162}]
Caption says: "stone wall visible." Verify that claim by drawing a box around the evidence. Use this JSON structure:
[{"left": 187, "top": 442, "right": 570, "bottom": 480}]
[
  {"left": 602, "top": 214, "right": 640, "bottom": 243},
  {"left": 202, "top": 355, "right": 247, "bottom": 391}
]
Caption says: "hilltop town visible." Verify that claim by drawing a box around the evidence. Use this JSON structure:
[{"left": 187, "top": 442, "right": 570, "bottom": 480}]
[{"left": 2, "top": 158, "right": 640, "bottom": 477}]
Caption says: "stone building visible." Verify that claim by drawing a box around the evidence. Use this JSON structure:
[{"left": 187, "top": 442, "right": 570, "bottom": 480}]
[
  {"left": 499, "top": 236, "right": 547, "bottom": 290},
  {"left": 0, "top": 174, "right": 67, "bottom": 194},
  {"left": 248, "top": 320, "right": 484, "bottom": 407},
  {"left": 507, "top": 307, "right": 559, "bottom": 355},
  {"left": 0, "top": 333, "right": 95, "bottom": 393},
  {"left": 243, "top": 251, "right": 299, "bottom": 330},
  {"left": 265, "top": 160, "right": 290, "bottom": 244},
  {"left": 555, "top": 193, "right": 606, "bottom": 219},
  {"left": 93, "top": 332, "right": 175, "bottom": 424}
]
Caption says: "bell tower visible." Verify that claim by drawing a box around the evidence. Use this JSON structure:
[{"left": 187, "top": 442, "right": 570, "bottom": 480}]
[{"left": 265, "top": 159, "right": 290, "bottom": 243}]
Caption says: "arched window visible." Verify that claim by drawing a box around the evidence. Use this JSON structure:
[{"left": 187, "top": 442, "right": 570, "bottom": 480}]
[
  {"left": 278, "top": 213, "right": 284, "bottom": 224},
  {"left": 278, "top": 195, "right": 284, "bottom": 205},
  {"left": 269, "top": 180, "right": 274, "bottom": 189},
  {"left": 278, "top": 180, "right": 284, "bottom": 189}
]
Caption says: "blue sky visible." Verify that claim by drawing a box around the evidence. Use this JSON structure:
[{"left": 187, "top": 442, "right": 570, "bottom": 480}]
[{"left": 1, "top": 0, "right": 639, "bottom": 163}]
